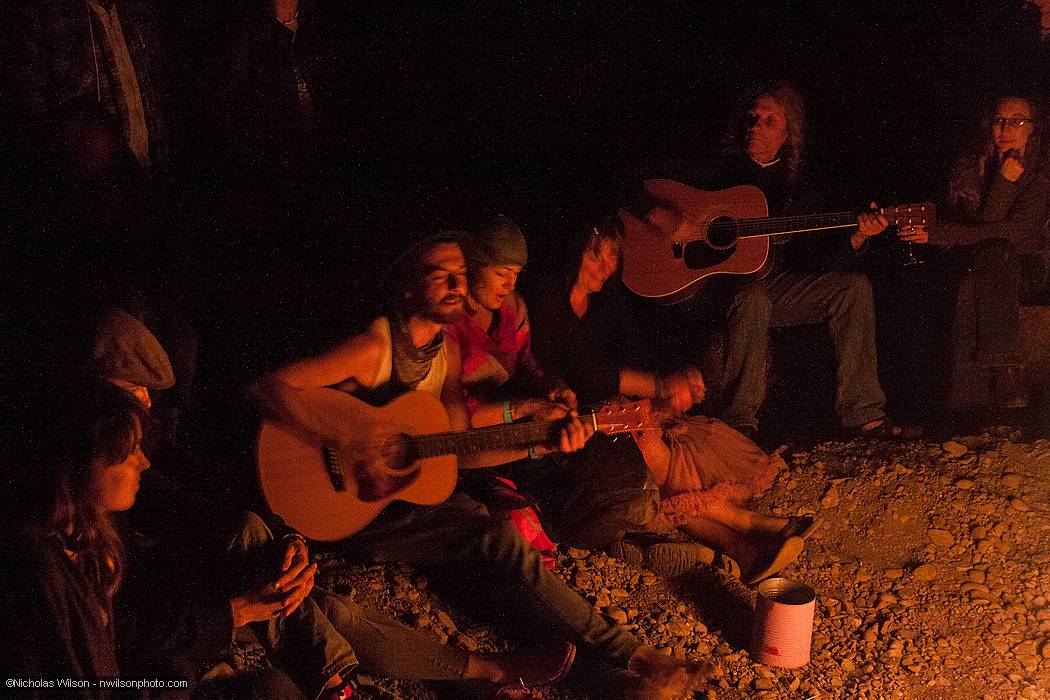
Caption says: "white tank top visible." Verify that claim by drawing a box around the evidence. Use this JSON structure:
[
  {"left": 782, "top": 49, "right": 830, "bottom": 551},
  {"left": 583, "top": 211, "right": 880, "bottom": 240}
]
[{"left": 359, "top": 316, "right": 448, "bottom": 399}]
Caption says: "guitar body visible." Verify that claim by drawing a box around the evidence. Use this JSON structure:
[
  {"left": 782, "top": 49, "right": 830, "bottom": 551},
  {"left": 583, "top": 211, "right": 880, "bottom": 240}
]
[
  {"left": 256, "top": 389, "right": 458, "bottom": 541},
  {"left": 620, "top": 180, "right": 771, "bottom": 303}
]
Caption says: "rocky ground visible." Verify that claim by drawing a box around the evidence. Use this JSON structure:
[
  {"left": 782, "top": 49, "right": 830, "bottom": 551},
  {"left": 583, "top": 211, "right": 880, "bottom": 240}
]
[{"left": 302, "top": 426, "right": 1050, "bottom": 699}]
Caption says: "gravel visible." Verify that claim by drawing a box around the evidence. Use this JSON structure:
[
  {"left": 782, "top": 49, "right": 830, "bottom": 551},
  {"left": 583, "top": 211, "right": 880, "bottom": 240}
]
[{"left": 292, "top": 427, "right": 1050, "bottom": 698}]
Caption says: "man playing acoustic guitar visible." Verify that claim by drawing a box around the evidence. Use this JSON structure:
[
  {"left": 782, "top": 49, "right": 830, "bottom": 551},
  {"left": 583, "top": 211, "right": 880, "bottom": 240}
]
[
  {"left": 251, "top": 233, "right": 714, "bottom": 696},
  {"left": 656, "top": 81, "right": 919, "bottom": 441}
]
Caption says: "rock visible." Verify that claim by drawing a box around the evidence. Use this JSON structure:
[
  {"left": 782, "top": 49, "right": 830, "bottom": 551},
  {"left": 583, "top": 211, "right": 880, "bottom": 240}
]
[
  {"left": 821, "top": 485, "right": 841, "bottom": 509},
  {"left": 606, "top": 607, "right": 629, "bottom": 625},
  {"left": 1001, "top": 473, "right": 1023, "bottom": 489},
  {"left": 435, "top": 611, "right": 456, "bottom": 631},
  {"left": 1041, "top": 640, "right": 1050, "bottom": 659},
  {"left": 754, "top": 677, "right": 774, "bottom": 691},
  {"left": 928, "top": 529, "right": 955, "bottom": 547},
  {"left": 954, "top": 478, "right": 975, "bottom": 490},
  {"left": 456, "top": 634, "right": 479, "bottom": 651},
  {"left": 912, "top": 564, "right": 939, "bottom": 582},
  {"left": 666, "top": 620, "right": 692, "bottom": 637},
  {"left": 1009, "top": 498, "right": 1030, "bottom": 512},
  {"left": 567, "top": 547, "right": 589, "bottom": 559},
  {"left": 942, "top": 441, "right": 968, "bottom": 457}
]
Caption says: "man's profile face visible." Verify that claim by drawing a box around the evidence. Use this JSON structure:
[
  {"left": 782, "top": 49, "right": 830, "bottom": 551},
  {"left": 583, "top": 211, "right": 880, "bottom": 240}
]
[
  {"left": 411, "top": 242, "right": 468, "bottom": 324},
  {"left": 745, "top": 95, "right": 788, "bottom": 164}
]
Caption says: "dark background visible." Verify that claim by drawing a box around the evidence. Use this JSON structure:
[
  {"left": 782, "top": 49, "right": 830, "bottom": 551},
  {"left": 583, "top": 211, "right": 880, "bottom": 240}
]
[{"left": 3, "top": 1, "right": 1049, "bottom": 457}]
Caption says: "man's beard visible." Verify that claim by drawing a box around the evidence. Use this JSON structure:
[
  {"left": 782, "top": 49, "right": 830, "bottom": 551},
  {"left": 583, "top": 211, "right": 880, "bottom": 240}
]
[{"left": 419, "top": 295, "right": 465, "bottom": 324}]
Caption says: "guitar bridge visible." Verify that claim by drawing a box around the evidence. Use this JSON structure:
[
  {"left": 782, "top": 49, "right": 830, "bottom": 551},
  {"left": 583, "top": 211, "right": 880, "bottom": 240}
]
[{"left": 322, "top": 445, "right": 348, "bottom": 492}]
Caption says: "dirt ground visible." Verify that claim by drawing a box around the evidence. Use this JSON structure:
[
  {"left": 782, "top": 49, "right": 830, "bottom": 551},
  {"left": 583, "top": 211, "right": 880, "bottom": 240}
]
[{"left": 303, "top": 424, "right": 1050, "bottom": 699}]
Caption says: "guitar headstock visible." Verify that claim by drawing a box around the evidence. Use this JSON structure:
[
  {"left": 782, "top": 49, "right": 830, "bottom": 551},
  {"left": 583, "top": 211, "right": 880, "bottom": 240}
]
[
  {"left": 591, "top": 399, "right": 656, "bottom": 435},
  {"left": 882, "top": 202, "right": 937, "bottom": 228}
]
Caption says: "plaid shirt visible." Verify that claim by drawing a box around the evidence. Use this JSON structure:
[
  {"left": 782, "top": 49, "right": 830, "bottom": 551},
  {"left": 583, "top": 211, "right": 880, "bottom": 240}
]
[{"left": 12, "top": 0, "right": 170, "bottom": 171}]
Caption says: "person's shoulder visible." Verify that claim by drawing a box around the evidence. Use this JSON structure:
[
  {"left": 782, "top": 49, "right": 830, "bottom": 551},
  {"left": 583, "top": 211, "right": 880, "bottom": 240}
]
[
  {"left": 356, "top": 317, "right": 391, "bottom": 348},
  {"left": 0, "top": 526, "right": 67, "bottom": 589}
]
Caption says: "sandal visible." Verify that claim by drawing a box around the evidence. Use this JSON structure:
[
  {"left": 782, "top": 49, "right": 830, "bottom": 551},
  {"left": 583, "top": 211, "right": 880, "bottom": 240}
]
[
  {"left": 777, "top": 515, "right": 823, "bottom": 541},
  {"left": 743, "top": 535, "right": 804, "bottom": 586},
  {"left": 849, "top": 417, "right": 923, "bottom": 442}
]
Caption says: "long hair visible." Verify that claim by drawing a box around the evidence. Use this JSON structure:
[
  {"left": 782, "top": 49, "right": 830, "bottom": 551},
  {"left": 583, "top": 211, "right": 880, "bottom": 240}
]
[
  {"left": 948, "top": 94, "right": 1047, "bottom": 213},
  {"left": 10, "top": 379, "right": 148, "bottom": 601},
  {"left": 721, "top": 81, "right": 806, "bottom": 185}
]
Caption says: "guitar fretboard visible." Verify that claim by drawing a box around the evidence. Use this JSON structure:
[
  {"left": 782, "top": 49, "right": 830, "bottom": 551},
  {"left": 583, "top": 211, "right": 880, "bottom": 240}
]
[
  {"left": 410, "top": 419, "right": 565, "bottom": 458},
  {"left": 706, "top": 204, "right": 935, "bottom": 240},
  {"left": 735, "top": 211, "right": 859, "bottom": 238}
]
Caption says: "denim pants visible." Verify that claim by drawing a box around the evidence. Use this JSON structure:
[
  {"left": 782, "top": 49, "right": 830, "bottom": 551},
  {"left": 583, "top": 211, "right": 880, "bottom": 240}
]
[
  {"left": 210, "top": 516, "right": 471, "bottom": 698},
  {"left": 721, "top": 270, "right": 886, "bottom": 430},
  {"left": 348, "top": 493, "right": 642, "bottom": 667}
]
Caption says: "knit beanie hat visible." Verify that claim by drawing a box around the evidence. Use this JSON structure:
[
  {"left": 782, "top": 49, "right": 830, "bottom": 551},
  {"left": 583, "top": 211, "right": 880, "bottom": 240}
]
[
  {"left": 91, "top": 308, "right": 175, "bottom": 390},
  {"left": 468, "top": 215, "right": 528, "bottom": 268}
]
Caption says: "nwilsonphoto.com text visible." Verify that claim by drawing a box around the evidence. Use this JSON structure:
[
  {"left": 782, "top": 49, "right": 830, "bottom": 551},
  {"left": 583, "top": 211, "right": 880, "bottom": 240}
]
[{"left": 7, "top": 677, "right": 189, "bottom": 690}]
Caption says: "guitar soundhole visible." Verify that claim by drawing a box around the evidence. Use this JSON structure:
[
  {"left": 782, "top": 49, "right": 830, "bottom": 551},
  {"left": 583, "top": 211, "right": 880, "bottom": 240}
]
[
  {"left": 380, "top": 433, "right": 418, "bottom": 473},
  {"left": 706, "top": 216, "right": 739, "bottom": 250}
]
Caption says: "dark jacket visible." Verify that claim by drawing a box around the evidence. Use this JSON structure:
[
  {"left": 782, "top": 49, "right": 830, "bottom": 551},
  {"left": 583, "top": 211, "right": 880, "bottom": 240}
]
[
  {"left": 114, "top": 530, "right": 234, "bottom": 683},
  {"left": 0, "top": 528, "right": 119, "bottom": 698},
  {"left": 932, "top": 158, "right": 1050, "bottom": 258},
  {"left": 526, "top": 276, "right": 645, "bottom": 407}
]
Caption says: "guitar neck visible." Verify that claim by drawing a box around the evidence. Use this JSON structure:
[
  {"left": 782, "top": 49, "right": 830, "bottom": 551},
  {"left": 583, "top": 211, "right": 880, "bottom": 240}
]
[
  {"left": 736, "top": 211, "right": 859, "bottom": 239},
  {"left": 410, "top": 417, "right": 574, "bottom": 458}
]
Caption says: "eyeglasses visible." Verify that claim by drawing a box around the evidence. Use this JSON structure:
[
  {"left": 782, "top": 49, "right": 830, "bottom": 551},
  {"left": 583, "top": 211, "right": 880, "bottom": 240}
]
[{"left": 993, "top": 117, "right": 1034, "bottom": 130}]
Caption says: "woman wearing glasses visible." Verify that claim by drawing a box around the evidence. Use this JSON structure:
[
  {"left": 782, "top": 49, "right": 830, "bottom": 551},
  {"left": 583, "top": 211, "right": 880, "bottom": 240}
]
[{"left": 900, "top": 95, "right": 1050, "bottom": 409}]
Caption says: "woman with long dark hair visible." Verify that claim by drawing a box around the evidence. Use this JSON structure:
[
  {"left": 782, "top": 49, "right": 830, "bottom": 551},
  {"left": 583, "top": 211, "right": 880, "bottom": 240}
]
[
  {"left": 0, "top": 380, "right": 150, "bottom": 690},
  {"left": 901, "top": 95, "right": 1050, "bottom": 409}
]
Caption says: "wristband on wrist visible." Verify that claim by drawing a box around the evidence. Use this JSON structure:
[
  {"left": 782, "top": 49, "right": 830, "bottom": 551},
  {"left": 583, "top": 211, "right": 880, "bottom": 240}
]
[{"left": 502, "top": 400, "right": 514, "bottom": 424}]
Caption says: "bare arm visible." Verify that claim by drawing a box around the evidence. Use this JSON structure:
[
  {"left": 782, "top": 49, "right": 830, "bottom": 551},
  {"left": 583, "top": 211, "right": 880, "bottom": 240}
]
[{"left": 249, "top": 331, "right": 384, "bottom": 449}]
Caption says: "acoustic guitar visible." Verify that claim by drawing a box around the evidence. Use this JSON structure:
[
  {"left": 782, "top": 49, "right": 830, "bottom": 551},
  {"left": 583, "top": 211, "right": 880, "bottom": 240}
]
[
  {"left": 619, "top": 179, "right": 936, "bottom": 303},
  {"left": 256, "top": 388, "right": 655, "bottom": 541}
]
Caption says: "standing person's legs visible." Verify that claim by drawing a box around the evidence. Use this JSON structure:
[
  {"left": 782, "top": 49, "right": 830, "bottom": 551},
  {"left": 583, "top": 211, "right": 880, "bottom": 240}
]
[
  {"left": 720, "top": 280, "right": 772, "bottom": 432},
  {"left": 348, "top": 494, "right": 641, "bottom": 668},
  {"left": 766, "top": 270, "right": 886, "bottom": 429}
]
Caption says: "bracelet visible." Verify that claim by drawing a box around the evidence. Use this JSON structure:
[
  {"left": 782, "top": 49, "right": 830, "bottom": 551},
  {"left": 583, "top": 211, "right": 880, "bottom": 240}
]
[{"left": 502, "top": 400, "right": 514, "bottom": 424}]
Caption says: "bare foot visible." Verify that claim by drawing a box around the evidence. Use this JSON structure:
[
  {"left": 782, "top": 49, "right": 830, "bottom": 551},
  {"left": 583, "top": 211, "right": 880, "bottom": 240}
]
[{"left": 626, "top": 646, "right": 714, "bottom": 699}]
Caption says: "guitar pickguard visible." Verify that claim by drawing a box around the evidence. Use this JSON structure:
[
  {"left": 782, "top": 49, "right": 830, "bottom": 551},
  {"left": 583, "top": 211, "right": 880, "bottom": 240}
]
[{"left": 683, "top": 239, "right": 737, "bottom": 270}]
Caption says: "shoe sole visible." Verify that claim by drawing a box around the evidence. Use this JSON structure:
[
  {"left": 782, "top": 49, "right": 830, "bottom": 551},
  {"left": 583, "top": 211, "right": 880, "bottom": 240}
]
[{"left": 744, "top": 536, "right": 804, "bottom": 586}]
